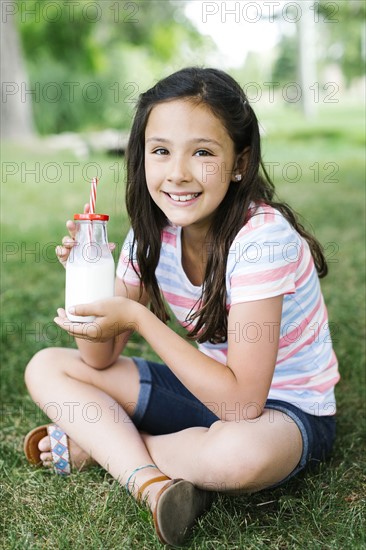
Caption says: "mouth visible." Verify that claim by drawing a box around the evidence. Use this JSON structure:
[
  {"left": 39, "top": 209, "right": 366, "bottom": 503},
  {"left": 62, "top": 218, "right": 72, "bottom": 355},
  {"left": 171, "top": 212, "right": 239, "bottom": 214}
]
[{"left": 163, "top": 192, "right": 202, "bottom": 203}]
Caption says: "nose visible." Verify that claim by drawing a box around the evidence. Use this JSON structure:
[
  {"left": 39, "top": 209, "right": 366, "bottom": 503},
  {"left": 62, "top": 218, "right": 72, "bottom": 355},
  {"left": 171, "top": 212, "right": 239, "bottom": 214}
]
[{"left": 166, "top": 154, "right": 191, "bottom": 184}]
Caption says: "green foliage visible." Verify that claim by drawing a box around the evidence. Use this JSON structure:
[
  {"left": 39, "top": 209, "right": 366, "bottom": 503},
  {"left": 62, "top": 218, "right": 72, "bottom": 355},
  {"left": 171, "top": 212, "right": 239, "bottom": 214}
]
[
  {"left": 272, "top": 35, "right": 298, "bottom": 86},
  {"left": 14, "top": 0, "right": 208, "bottom": 134},
  {"left": 15, "top": 0, "right": 99, "bottom": 71},
  {"left": 318, "top": 0, "right": 366, "bottom": 82},
  {"left": 271, "top": 1, "right": 365, "bottom": 87}
]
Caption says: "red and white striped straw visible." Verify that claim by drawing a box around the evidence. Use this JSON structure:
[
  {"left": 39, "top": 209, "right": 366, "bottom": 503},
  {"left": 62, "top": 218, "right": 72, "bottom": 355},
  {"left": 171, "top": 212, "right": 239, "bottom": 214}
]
[{"left": 89, "top": 177, "right": 98, "bottom": 214}]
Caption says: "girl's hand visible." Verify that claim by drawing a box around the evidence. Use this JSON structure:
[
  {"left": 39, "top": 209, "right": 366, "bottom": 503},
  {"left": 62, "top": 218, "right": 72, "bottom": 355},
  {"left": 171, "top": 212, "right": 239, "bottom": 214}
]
[
  {"left": 53, "top": 297, "right": 139, "bottom": 342},
  {"left": 55, "top": 203, "right": 115, "bottom": 268}
]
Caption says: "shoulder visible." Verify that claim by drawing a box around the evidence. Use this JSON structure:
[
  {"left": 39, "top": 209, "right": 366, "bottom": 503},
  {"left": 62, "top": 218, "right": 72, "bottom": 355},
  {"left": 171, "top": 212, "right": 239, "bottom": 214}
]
[
  {"left": 230, "top": 203, "right": 301, "bottom": 251},
  {"left": 242, "top": 202, "right": 297, "bottom": 235},
  {"left": 226, "top": 204, "right": 305, "bottom": 301},
  {"left": 227, "top": 202, "right": 307, "bottom": 280}
]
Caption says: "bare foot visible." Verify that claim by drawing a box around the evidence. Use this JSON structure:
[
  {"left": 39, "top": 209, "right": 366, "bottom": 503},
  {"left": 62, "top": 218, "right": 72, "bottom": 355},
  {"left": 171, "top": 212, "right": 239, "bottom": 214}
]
[{"left": 38, "top": 434, "right": 96, "bottom": 471}]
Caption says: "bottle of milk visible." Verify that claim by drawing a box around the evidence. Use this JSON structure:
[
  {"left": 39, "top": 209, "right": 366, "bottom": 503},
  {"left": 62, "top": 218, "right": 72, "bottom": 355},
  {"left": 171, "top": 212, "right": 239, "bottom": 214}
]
[{"left": 65, "top": 213, "right": 115, "bottom": 322}]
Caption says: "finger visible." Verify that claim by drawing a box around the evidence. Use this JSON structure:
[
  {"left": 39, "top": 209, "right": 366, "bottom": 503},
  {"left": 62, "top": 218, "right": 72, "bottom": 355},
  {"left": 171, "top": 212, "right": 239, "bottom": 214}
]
[
  {"left": 53, "top": 316, "right": 101, "bottom": 341},
  {"left": 55, "top": 245, "right": 70, "bottom": 265},
  {"left": 53, "top": 315, "right": 86, "bottom": 333},
  {"left": 66, "top": 219, "right": 77, "bottom": 238},
  {"left": 109, "top": 242, "right": 116, "bottom": 251},
  {"left": 62, "top": 236, "right": 76, "bottom": 248},
  {"left": 67, "top": 303, "right": 102, "bottom": 318},
  {"left": 84, "top": 203, "right": 90, "bottom": 214},
  {"left": 56, "top": 243, "right": 75, "bottom": 261}
]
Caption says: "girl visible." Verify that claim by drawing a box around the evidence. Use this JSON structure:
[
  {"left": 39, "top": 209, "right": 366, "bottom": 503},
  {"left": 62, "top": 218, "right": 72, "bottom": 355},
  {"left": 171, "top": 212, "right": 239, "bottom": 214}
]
[{"left": 24, "top": 67, "right": 339, "bottom": 547}]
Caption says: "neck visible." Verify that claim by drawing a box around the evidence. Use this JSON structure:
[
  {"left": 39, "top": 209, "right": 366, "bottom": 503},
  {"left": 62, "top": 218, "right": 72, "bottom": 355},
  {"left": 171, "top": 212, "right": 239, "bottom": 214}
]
[{"left": 181, "top": 226, "right": 210, "bottom": 258}]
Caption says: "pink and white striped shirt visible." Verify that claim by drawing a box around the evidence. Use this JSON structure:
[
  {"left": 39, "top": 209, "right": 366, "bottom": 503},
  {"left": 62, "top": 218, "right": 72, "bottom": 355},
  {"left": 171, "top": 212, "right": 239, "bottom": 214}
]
[{"left": 117, "top": 204, "right": 339, "bottom": 415}]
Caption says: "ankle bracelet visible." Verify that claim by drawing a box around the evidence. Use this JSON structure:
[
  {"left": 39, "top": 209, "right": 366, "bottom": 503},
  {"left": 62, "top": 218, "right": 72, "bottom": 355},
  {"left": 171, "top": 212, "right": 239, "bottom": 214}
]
[{"left": 125, "top": 464, "right": 158, "bottom": 495}]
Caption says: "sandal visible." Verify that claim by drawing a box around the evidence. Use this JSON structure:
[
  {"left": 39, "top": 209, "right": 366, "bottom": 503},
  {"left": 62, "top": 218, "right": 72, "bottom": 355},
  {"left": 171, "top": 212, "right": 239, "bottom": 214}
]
[
  {"left": 138, "top": 476, "right": 216, "bottom": 547},
  {"left": 24, "top": 424, "right": 71, "bottom": 475}
]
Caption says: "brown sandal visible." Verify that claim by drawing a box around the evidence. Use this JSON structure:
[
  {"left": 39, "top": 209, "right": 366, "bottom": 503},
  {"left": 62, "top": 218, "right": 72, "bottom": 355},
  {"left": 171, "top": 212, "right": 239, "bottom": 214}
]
[
  {"left": 137, "top": 475, "right": 171, "bottom": 502},
  {"left": 24, "top": 425, "right": 49, "bottom": 465},
  {"left": 139, "top": 477, "right": 215, "bottom": 547},
  {"left": 24, "top": 424, "right": 71, "bottom": 475}
]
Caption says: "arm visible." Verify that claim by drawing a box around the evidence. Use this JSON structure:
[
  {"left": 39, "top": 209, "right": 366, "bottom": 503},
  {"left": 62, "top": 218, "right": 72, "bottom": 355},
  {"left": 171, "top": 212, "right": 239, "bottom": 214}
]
[
  {"left": 55, "top": 293, "right": 282, "bottom": 416},
  {"left": 56, "top": 211, "right": 148, "bottom": 370},
  {"left": 133, "top": 295, "right": 283, "bottom": 420},
  {"left": 71, "top": 277, "right": 149, "bottom": 369}
]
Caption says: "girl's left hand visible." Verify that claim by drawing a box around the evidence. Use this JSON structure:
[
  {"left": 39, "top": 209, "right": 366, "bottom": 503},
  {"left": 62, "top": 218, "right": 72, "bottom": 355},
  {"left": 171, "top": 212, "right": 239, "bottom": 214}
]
[{"left": 54, "top": 297, "right": 139, "bottom": 342}]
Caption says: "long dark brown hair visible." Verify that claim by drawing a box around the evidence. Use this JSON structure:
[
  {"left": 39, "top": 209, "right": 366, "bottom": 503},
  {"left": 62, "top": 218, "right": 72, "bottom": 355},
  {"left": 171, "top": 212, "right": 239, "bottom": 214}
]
[{"left": 126, "top": 67, "right": 328, "bottom": 344}]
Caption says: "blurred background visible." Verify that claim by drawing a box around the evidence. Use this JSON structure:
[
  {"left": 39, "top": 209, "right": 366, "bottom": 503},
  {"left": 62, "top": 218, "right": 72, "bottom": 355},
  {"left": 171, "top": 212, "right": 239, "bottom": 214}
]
[
  {"left": 1, "top": 0, "right": 365, "bottom": 138},
  {"left": 1, "top": 2, "right": 365, "bottom": 547},
  {"left": 1, "top": 0, "right": 365, "bottom": 275}
]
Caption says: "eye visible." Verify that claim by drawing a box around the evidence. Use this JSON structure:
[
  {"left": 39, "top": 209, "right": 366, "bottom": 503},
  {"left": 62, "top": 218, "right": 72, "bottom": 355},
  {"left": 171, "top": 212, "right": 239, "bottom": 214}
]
[
  {"left": 195, "top": 149, "right": 212, "bottom": 157},
  {"left": 152, "top": 148, "right": 169, "bottom": 155}
]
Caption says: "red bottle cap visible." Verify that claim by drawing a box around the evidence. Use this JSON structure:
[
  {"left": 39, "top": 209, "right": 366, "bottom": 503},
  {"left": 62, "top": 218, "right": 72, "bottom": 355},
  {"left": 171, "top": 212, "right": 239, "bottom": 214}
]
[{"left": 74, "top": 213, "right": 109, "bottom": 221}]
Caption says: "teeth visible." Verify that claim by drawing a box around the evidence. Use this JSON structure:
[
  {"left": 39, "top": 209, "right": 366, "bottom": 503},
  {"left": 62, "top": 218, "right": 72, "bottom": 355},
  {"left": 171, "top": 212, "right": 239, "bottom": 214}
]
[{"left": 168, "top": 193, "right": 199, "bottom": 202}]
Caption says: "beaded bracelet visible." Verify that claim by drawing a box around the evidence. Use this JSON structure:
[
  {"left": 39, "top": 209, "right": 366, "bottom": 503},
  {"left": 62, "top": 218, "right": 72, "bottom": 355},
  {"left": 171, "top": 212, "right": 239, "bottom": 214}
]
[{"left": 125, "top": 464, "right": 158, "bottom": 494}]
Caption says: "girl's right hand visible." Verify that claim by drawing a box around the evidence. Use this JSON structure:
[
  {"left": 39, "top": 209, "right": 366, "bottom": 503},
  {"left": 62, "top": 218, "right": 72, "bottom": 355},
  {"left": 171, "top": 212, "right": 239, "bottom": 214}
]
[{"left": 55, "top": 203, "right": 116, "bottom": 268}]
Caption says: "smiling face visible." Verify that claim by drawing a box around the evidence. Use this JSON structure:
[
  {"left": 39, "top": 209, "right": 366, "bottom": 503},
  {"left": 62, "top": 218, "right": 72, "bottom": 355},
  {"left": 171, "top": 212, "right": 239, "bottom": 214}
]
[{"left": 144, "top": 99, "right": 239, "bottom": 237}]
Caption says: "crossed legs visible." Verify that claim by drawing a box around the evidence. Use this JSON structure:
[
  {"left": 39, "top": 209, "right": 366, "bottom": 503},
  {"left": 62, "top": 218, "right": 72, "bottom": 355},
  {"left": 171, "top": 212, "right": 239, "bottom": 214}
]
[{"left": 25, "top": 347, "right": 303, "bottom": 501}]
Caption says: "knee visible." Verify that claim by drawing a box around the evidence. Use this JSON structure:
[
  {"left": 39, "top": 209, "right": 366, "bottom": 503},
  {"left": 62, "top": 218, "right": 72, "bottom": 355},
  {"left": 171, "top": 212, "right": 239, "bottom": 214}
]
[
  {"left": 200, "top": 425, "right": 268, "bottom": 492},
  {"left": 24, "top": 347, "right": 64, "bottom": 392},
  {"left": 215, "top": 454, "right": 266, "bottom": 493},
  {"left": 227, "top": 451, "right": 268, "bottom": 492},
  {"left": 25, "top": 347, "right": 96, "bottom": 398}
]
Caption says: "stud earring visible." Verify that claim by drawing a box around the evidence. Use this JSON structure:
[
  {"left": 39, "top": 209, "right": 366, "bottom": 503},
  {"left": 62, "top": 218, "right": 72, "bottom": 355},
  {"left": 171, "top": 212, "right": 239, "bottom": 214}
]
[{"left": 234, "top": 174, "right": 242, "bottom": 182}]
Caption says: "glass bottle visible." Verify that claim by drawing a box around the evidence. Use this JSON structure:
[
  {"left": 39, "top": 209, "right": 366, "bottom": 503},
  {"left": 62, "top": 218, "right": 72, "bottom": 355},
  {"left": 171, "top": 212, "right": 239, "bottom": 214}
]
[{"left": 65, "top": 213, "right": 115, "bottom": 322}]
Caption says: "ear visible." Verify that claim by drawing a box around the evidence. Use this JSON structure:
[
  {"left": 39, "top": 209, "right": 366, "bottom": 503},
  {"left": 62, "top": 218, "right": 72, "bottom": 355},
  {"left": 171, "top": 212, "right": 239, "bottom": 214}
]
[{"left": 232, "top": 147, "right": 250, "bottom": 182}]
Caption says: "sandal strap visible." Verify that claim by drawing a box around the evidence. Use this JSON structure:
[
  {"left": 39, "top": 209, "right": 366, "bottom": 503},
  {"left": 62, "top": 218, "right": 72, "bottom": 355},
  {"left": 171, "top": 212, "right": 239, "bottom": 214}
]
[
  {"left": 47, "top": 424, "right": 71, "bottom": 476},
  {"left": 125, "top": 464, "right": 158, "bottom": 494},
  {"left": 137, "top": 475, "right": 170, "bottom": 502}
]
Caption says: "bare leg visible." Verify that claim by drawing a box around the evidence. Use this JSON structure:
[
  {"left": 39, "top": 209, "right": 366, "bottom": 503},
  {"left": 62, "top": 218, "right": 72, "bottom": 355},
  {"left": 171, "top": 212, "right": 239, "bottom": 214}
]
[
  {"left": 141, "top": 409, "right": 303, "bottom": 493},
  {"left": 26, "top": 348, "right": 302, "bottom": 496},
  {"left": 25, "top": 348, "right": 304, "bottom": 546},
  {"left": 25, "top": 347, "right": 170, "bottom": 508}
]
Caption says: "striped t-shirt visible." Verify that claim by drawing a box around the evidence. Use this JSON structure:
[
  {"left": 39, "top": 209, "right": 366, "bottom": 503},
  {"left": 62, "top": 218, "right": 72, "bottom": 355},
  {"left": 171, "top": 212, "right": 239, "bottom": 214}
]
[{"left": 116, "top": 204, "right": 339, "bottom": 416}]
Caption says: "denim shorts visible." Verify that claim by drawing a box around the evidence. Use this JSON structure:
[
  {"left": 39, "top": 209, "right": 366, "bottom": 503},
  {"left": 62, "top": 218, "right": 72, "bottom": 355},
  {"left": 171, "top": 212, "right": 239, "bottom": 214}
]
[{"left": 131, "top": 357, "right": 336, "bottom": 487}]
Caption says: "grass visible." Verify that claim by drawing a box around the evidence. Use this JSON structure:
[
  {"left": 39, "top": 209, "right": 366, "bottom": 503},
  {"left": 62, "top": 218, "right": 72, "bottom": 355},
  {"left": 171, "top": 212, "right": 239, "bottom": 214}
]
[{"left": 1, "top": 103, "right": 365, "bottom": 548}]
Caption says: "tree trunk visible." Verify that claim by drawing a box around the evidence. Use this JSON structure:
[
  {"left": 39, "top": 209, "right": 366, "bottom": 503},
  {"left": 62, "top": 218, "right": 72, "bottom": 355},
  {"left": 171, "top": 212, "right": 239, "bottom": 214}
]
[
  {"left": 0, "top": 6, "right": 35, "bottom": 139},
  {"left": 298, "top": 4, "right": 317, "bottom": 119}
]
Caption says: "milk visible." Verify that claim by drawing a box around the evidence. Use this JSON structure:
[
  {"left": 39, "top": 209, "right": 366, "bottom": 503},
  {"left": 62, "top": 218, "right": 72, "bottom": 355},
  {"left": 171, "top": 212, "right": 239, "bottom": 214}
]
[
  {"left": 64, "top": 215, "right": 115, "bottom": 322},
  {"left": 65, "top": 256, "right": 115, "bottom": 322}
]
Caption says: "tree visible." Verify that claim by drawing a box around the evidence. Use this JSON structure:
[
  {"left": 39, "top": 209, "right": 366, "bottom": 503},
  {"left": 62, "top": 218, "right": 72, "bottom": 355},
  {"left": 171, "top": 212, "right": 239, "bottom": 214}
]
[
  {"left": 269, "top": 0, "right": 365, "bottom": 118},
  {"left": 12, "top": 0, "right": 208, "bottom": 134},
  {"left": 0, "top": 3, "right": 34, "bottom": 140},
  {"left": 317, "top": 0, "right": 366, "bottom": 83},
  {"left": 272, "top": 35, "right": 298, "bottom": 86}
]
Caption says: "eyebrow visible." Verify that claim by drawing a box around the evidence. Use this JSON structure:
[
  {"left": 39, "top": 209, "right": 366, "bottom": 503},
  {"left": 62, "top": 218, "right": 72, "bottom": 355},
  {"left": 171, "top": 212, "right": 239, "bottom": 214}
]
[{"left": 145, "top": 137, "right": 222, "bottom": 148}]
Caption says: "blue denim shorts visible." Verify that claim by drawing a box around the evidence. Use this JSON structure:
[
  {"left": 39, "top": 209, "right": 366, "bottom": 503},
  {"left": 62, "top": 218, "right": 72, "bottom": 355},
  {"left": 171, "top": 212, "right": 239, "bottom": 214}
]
[{"left": 131, "top": 357, "right": 336, "bottom": 487}]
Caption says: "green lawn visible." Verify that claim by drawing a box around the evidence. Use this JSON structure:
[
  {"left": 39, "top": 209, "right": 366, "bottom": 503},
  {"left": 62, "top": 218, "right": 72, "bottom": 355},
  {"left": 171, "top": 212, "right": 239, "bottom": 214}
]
[{"left": 1, "top": 104, "right": 365, "bottom": 549}]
